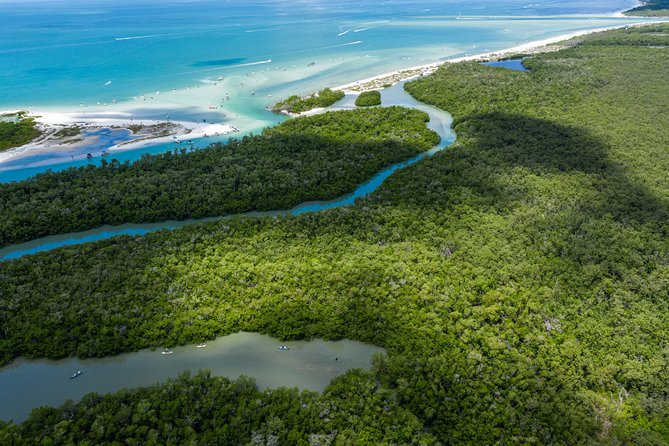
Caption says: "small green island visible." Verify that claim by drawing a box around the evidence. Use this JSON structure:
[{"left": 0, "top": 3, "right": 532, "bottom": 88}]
[
  {"left": 355, "top": 90, "right": 382, "bottom": 107},
  {"left": 270, "top": 88, "right": 345, "bottom": 114},
  {"left": 0, "top": 19, "right": 668, "bottom": 446}
]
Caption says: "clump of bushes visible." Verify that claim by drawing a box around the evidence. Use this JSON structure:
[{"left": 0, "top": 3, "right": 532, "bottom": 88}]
[
  {"left": 271, "top": 88, "right": 345, "bottom": 114},
  {"left": 355, "top": 90, "right": 382, "bottom": 107},
  {"left": 0, "top": 113, "right": 41, "bottom": 151}
]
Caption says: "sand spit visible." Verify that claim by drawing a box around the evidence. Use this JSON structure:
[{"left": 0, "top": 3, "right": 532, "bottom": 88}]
[{"left": 0, "top": 111, "right": 237, "bottom": 165}]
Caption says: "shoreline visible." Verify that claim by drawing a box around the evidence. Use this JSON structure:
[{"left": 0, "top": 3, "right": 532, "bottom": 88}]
[
  {"left": 614, "top": 0, "right": 645, "bottom": 17},
  {"left": 1, "top": 16, "right": 665, "bottom": 167},
  {"left": 331, "top": 20, "right": 667, "bottom": 93},
  {"left": 0, "top": 111, "right": 237, "bottom": 165}
]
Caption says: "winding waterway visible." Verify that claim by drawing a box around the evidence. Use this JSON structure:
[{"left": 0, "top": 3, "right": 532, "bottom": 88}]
[
  {"left": 0, "top": 332, "right": 384, "bottom": 423},
  {"left": 0, "top": 82, "right": 456, "bottom": 261},
  {"left": 0, "top": 0, "right": 659, "bottom": 430},
  {"left": 0, "top": 82, "right": 448, "bottom": 423},
  {"left": 0, "top": 0, "right": 651, "bottom": 181}
]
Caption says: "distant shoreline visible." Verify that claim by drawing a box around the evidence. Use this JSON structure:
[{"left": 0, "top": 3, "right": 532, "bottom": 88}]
[{"left": 332, "top": 20, "right": 666, "bottom": 93}]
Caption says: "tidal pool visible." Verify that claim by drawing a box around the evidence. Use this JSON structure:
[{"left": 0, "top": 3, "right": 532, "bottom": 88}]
[{"left": 482, "top": 59, "right": 529, "bottom": 71}]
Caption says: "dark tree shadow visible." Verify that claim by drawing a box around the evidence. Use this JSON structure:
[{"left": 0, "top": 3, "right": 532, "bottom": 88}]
[{"left": 376, "top": 112, "right": 669, "bottom": 229}]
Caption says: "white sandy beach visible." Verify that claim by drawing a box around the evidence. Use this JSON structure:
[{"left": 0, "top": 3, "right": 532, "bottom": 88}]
[
  {"left": 333, "top": 20, "right": 666, "bottom": 93},
  {"left": 0, "top": 110, "right": 237, "bottom": 165},
  {"left": 1, "top": 16, "right": 665, "bottom": 167},
  {"left": 0, "top": 56, "right": 346, "bottom": 166}
]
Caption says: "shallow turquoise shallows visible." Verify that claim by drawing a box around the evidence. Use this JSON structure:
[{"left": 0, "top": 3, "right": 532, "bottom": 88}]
[
  {"left": 0, "top": 0, "right": 657, "bottom": 181},
  {"left": 0, "top": 83, "right": 455, "bottom": 261},
  {"left": 482, "top": 59, "right": 529, "bottom": 71}
]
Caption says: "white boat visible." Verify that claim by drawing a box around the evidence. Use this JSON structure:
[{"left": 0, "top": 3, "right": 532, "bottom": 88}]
[
  {"left": 161, "top": 349, "right": 173, "bottom": 355},
  {"left": 278, "top": 345, "right": 290, "bottom": 351},
  {"left": 196, "top": 344, "right": 207, "bottom": 348},
  {"left": 69, "top": 370, "right": 82, "bottom": 379}
]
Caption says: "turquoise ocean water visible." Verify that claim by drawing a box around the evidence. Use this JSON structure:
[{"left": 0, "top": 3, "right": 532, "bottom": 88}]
[{"left": 0, "top": 0, "right": 656, "bottom": 181}]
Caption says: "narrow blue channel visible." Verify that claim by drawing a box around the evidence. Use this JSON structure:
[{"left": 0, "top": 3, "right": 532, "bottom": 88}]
[{"left": 0, "top": 82, "right": 456, "bottom": 261}]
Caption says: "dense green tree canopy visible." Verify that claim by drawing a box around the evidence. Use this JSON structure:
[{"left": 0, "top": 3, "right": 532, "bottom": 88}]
[
  {"left": 0, "top": 106, "right": 438, "bottom": 247},
  {"left": 355, "top": 90, "right": 382, "bottom": 107},
  {"left": 1, "top": 24, "right": 668, "bottom": 445},
  {"left": 271, "top": 88, "right": 345, "bottom": 114},
  {"left": 4, "top": 370, "right": 435, "bottom": 445}
]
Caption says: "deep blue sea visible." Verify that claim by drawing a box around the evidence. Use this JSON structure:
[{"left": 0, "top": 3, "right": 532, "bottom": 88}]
[{"left": 0, "top": 0, "right": 655, "bottom": 180}]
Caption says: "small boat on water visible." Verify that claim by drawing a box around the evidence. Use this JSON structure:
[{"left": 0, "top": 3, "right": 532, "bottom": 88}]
[
  {"left": 86, "top": 153, "right": 93, "bottom": 160},
  {"left": 196, "top": 344, "right": 207, "bottom": 348},
  {"left": 278, "top": 345, "right": 290, "bottom": 351},
  {"left": 101, "top": 151, "right": 110, "bottom": 157},
  {"left": 69, "top": 370, "right": 82, "bottom": 379},
  {"left": 161, "top": 349, "right": 173, "bottom": 355}
]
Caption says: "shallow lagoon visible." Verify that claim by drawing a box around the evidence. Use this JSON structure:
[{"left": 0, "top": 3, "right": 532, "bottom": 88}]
[
  {"left": 0, "top": 128, "right": 135, "bottom": 171},
  {"left": 482, "top": 58, "right": 528, "bottom": 71},
  {"left": 0, "top": 332, "right": 384, "bottom": 423}
]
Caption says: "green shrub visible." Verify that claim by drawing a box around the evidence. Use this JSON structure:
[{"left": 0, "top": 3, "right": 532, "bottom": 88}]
[
  {"left": 271, "top": 88, "right": 345, "bottom": 113},
  {"left": 0, "top": 116, "right": 41, "bottom": 152},
  {"left": 355, "top": 90, "right": 382, "bottom": 107}
]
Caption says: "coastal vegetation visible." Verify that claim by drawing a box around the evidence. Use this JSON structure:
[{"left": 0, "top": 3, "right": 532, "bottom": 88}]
[
  {"left": 0, "top": 113, "right": 41, "bottom": 152},
  {"left": 0, "top": 107, "right": 438, "bottom": 247},
  {"left": 52, "top": 126, "right": 82, "bottom": 139},
  {"left": 123, "top": 122, "right": 183, "bottom": 138},
  {"left": 271, "top": 88, "right": 345, "bottom": 114},
  {"left": 1, "top": 371, "right": 435, "bottom": 444},
  {"left": 355, "top": 90, "right": 382, "bottom": 107},
  {"left": 624, "top": 0, "right": 669, "bottom": 16},
  {"left": 1, "top": 24, "right": 668, "bottom": 444}
]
